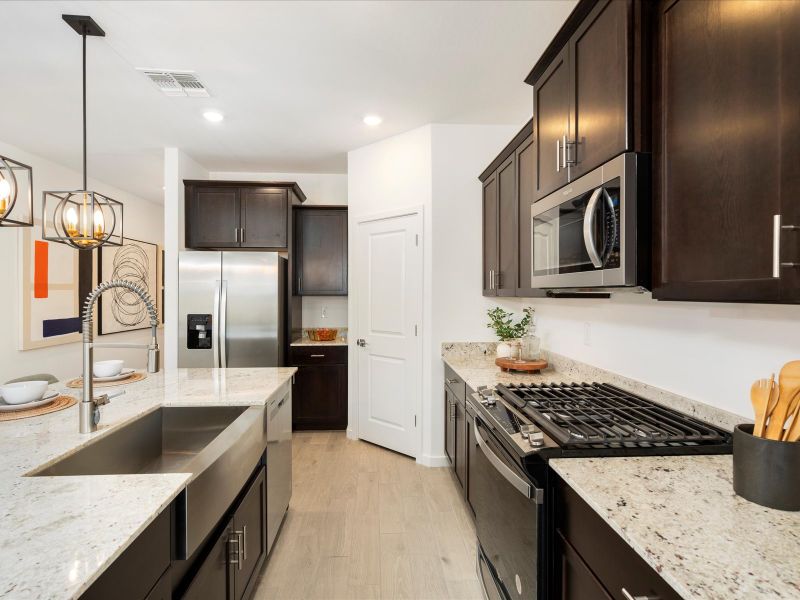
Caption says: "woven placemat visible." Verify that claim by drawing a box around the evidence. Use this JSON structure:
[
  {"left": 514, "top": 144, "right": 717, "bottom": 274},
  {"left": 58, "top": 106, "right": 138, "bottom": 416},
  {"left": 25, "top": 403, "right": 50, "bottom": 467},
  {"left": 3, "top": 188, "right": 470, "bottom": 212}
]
[
  {"left": 0, "top": 395, "right": 77, "bottom": 422},
  {"left": 65, "top": 371, "right": 147, "bottom": 389}
]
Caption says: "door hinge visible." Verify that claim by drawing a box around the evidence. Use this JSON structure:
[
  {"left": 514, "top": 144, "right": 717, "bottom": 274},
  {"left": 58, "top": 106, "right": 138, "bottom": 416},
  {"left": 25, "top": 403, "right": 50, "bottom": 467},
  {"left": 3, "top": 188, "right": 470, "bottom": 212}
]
[
  {"left": 415, "top": 234, "right": 419, "bottom": 247},
  {"left": 414, "top": 324, "right": 418, "bottom": 336},
  {"left": 414, "top": 415, "right": 417, "bottom": 427}
]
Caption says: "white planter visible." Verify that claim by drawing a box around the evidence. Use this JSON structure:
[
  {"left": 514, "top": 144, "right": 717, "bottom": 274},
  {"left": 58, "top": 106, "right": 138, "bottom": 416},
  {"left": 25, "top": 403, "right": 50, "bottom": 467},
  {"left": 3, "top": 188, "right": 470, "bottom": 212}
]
[{"left": 496, "top": 341, "right": 517, "bottom": 359}]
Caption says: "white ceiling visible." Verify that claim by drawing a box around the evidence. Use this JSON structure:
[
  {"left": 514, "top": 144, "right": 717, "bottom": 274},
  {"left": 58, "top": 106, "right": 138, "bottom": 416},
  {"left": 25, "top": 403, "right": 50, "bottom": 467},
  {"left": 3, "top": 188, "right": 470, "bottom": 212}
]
[{"left": 0, "top": 0, "right": 576, "bottom": 203}]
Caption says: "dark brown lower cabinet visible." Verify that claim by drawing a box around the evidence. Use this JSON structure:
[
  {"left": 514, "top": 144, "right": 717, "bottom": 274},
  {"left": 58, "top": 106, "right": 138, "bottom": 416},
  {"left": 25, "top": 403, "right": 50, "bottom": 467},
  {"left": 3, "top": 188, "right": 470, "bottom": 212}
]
[
  {"left": 181, "top": 519, "right": 235, "bottom": 600},
  {"left": 443, "top": 368, "right": 469, "bottom": 503},
  {"left": 290, "top": 346, "right": 348, "bottom": 430},
  {"left": 233, "top": 468, "right": 267, "bottom": 600},
  {"left": 81, "top": 509, "right": 171, "bottom": 600},
  {"left": 454, "top": 398, "right": 467, "bottom": 489},
  {"left": 555, "top": 474, "right": 681, "bottom": 600},
  {"left": 181, "top": 467, "right": 266, "bottom": 600},
  {"left": 557, "top": 534, "right": 612, "bottom": 600},
  {"left": 465, "top": 404, "right": 477, "bottom": 515},
  {"left": 144, "top": 568, "right": 172, "bottom": 600},
  {"left": 444, "top": 386, "right": 456, "bottom": 466}
]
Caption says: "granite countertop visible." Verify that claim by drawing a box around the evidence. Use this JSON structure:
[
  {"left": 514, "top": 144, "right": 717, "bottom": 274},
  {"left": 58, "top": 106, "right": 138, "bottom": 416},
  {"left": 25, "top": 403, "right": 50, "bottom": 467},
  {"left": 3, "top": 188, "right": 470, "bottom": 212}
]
[
  {"left": 290, "top": 337, "right": 348, "bottom": 347},
  {"left": 0, "top": 366, "right": 296, "bottom": 600},
  {"left": 551, "top": 456, "right": 800, "bottom": 600},
  {"left": 442, "top": 342, "right": 798, "bottom": 600}
]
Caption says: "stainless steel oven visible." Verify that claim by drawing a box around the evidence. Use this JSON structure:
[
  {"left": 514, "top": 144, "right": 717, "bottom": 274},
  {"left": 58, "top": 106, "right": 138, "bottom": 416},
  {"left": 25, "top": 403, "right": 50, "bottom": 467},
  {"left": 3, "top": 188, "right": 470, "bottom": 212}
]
[
  {"left": 468, "top": 397, "right": 544, "bottom": 600},
  {"left": 530, "top": 152, "right": 649, "bottom": 290}
]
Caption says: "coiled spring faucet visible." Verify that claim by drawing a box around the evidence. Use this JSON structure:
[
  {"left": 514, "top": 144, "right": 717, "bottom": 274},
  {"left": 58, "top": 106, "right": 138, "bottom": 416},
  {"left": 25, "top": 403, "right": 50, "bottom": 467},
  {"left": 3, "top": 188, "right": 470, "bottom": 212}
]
[{"left": 80, "top": 279, "right": 160, "bottom": 433}]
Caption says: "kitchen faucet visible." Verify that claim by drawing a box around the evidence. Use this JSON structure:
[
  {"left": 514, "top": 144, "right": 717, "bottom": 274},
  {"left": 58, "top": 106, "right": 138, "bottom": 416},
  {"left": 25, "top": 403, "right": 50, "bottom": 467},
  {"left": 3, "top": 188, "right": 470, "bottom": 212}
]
[{"left": 80, "top": 279, "right": 160, "bottom": 433}]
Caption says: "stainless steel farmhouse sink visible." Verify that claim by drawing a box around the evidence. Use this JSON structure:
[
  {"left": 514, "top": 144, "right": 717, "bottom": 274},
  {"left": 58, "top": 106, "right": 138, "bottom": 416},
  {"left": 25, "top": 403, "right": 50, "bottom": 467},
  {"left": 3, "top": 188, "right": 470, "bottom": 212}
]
[{"left": 29, "top": 405, "right": 269, "bottom": 559}]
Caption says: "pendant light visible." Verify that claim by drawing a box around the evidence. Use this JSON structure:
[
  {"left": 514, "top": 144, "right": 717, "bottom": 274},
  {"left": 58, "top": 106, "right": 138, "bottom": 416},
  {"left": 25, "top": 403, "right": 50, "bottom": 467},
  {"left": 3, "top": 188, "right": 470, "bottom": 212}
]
[
  {"left": 42, "top": 15, "right": 123, "bottom": 250},
  {"left": 0, "top": 154, "right": 33, "bottom": 228}
]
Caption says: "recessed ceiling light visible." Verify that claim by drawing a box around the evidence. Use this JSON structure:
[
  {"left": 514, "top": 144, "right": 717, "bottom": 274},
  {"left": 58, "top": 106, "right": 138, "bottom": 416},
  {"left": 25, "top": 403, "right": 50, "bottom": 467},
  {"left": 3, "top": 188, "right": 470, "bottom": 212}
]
[
  {"left": 203, "top": 111, "right": 224, "bottom": 123},
  {"left": 363, "top": 114, "right": 382, "bottom": 126}
]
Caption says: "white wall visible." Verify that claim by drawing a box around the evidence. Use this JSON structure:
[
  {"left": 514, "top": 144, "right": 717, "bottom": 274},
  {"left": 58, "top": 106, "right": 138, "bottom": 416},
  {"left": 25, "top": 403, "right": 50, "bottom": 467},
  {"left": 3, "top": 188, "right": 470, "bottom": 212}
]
[
  {"left": 163, "top": 148, "right": 209, "bottom": 369},
  {"left": 347, "top": 124, "right": 519, "bottom": 465},
  {"left": 481, "top": 295, "right": 800, "bottom": 419},
  {"left": 301, "top": 297, "right": 348, "bottom": 329},
  {"left": 429, "top": 124, "right": 521, "bottom": 462},
  {"left": 0, "top": 140, "right": 164, "bottom": 384}
]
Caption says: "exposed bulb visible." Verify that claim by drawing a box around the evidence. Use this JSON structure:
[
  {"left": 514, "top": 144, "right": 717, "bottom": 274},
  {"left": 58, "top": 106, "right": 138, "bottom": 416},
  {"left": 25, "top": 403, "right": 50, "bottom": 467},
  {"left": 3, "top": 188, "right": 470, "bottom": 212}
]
[
  {"left": 93, "top": 208, "right": 105, "bottom": 240},
  {"left": 65, "top": 206, "right": 79, "bottom": 237},
  {"left": 0, "top": 177, "right": 10, "bottom": 217}
]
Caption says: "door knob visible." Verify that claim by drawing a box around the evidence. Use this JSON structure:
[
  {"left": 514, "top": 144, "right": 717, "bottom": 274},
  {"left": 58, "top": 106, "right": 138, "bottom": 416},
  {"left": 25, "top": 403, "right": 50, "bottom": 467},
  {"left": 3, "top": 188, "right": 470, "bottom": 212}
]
[{"left": 357, "top": 339, "right": 367, "bottom": 347}]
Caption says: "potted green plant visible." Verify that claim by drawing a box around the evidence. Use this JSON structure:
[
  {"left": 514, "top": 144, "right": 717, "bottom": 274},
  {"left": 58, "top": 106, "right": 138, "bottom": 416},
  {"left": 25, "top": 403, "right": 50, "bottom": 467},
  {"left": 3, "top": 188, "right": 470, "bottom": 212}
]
[{"left": 486, "top": 306, "right": 535, "bottom": 358}]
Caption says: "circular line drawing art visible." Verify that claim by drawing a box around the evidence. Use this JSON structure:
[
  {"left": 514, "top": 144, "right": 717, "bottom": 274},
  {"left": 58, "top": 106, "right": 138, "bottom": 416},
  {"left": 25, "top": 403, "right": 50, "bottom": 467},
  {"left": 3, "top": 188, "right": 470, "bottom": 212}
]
[{"left": 109, "top": 244, "right": 151, "bottom": 327}]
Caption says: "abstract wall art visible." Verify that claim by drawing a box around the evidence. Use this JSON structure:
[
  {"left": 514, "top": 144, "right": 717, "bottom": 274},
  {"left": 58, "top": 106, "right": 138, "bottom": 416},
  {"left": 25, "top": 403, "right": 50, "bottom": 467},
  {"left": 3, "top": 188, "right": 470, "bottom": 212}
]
[
  {"left": 20, "top": 223, "right": 83, "bottom": 350},
  {"left": 98, "top": 237, "right": 160, "bottom": 335}
]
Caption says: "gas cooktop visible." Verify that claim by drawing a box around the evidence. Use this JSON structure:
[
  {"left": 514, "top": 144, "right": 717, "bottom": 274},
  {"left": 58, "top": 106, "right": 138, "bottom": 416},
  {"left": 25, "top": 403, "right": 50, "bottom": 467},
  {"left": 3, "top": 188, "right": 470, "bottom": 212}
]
[{"left": 472, "top": 382, "right": 733, "bottom": 459}]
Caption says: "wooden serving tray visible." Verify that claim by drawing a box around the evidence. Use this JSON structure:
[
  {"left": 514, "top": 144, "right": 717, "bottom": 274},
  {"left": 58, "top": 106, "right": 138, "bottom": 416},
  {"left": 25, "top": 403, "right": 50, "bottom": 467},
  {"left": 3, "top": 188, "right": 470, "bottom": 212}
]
[{"left": 496, "top": 357, "right": 548, "bottom": 373}]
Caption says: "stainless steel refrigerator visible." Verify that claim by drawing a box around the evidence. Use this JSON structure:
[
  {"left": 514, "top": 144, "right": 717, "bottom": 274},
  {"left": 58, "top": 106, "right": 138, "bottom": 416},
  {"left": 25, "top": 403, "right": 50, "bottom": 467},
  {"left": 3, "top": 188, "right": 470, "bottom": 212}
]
[{"left": 179, "top": 251, "right": 286, "bottom": 368}]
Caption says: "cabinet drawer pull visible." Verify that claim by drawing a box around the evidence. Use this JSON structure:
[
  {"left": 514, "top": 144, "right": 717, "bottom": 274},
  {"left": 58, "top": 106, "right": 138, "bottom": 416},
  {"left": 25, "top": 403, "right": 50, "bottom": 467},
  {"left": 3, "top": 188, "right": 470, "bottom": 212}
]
[
  {"left": 621, "top": 588, "right": 659, "bottom": 600},
  {"left": 556, "top": 138, "right": 561, "bottom": 172},
  {"left": 310, "top": 354, "right": 325, "bottom": 358},
  {"left": 242, "top": 525, "right": 247, "bottom": 560}
]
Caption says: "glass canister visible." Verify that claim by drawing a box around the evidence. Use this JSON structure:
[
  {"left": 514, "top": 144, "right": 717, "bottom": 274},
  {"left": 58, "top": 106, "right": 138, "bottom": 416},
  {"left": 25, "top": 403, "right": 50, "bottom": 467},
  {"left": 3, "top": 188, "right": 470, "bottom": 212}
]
[{"left": 519, "top": 334, "right": 541, "bottom": 361}]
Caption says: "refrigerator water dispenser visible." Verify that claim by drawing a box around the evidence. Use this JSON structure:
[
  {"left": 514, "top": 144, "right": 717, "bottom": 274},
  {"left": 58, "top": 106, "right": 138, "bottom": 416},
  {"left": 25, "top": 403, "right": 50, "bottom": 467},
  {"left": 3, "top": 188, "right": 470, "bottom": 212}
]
[{"left": 187, "top": 314, "right": 213, "bottom": 349}]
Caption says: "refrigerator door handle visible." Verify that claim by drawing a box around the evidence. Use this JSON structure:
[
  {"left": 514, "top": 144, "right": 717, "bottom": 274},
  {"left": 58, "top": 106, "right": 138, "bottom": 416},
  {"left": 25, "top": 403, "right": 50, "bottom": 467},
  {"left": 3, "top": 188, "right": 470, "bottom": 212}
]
[
  {"left": 212, "top": 280, "right": 221, "bottom": 368},
  {"left": 220, "top": 280, "right": 228, "bottom": 368}
]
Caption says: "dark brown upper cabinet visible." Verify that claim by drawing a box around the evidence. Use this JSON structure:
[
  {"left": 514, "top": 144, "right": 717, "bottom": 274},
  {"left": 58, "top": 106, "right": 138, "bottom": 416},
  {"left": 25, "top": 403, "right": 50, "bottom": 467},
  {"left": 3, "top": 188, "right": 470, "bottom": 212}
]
[
  {"left": 482, "top": 173, "right": 498, "bottom": 296},
  {"left": 526, "top": 0, "right": 650, "bottom": 200},
  {"left": 184, "top": 181, "right": 306, "bottom": 250},
  {"left": 496, "top": 155, "right": 518, "bottom": 296},
  {"left": 533, "top": 47, "right": 570, "bottom": 200},
  {"left": 653, "top": 0, "right": 800, "bottom": 304},
  {"left": 480, "top": 121, "right": 546, "bottom": 298},
  {"left": 240, "top": 187, "right": 288, "bottom": 248},
  {"left": 294, "top": 207, "right": 348, "bottom": 296}
]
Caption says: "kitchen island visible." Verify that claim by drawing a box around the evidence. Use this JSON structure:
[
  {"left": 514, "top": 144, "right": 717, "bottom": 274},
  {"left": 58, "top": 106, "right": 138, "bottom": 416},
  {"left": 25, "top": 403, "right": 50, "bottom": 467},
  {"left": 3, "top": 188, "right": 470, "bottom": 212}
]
[{"left": 0, "top": 367, "right": 295, "bottom": 600}]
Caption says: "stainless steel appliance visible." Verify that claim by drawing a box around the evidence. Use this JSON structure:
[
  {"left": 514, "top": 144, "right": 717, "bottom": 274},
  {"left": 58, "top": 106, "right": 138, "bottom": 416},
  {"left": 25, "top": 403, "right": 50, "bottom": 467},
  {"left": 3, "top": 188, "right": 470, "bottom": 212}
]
[
  {"left": 179, "top": 252, "right": 286, "bottom": 368},
  {"left": 467, "top": 382, "right": 732, "bottom": 599},
  {"left": 530, "top": 152, "right": 650, "bottom": 291},
  {"left": 266, "top": 385, "right": 292, "bottom": 554}
]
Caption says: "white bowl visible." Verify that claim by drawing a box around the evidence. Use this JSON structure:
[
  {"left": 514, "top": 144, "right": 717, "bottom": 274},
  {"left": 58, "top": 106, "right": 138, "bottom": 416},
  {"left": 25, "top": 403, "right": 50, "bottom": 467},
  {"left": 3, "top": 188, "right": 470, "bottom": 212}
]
[
  {"left": 93, "top": 360, "right": 124, "bottom": 378},
  {"left": 0, "top": 381, "right": 49, "bottom": 405}
]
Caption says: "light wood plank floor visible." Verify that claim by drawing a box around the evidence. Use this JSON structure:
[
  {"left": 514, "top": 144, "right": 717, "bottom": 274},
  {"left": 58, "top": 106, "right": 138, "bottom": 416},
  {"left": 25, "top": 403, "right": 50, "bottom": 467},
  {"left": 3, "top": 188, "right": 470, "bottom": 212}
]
[{"left": 252, "top": 431, "right": 483, "bottom": 600}]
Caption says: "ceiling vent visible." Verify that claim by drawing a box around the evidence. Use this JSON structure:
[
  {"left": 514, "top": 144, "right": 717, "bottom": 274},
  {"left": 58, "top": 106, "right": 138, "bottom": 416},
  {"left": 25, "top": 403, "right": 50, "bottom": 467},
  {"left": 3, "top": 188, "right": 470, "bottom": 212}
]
[{"left": 138, "top": 69, "right": 210, "bottom": 98}]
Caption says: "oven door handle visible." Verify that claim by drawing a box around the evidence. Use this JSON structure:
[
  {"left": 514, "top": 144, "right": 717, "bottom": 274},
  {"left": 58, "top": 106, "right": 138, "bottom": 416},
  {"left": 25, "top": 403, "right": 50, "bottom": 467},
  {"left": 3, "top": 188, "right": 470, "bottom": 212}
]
[
  {"left": 474, "top": 418, "right": 544, "bottom": 503},
  {"left": 583, "top": 186, "right": 616, "bottom": 269}
]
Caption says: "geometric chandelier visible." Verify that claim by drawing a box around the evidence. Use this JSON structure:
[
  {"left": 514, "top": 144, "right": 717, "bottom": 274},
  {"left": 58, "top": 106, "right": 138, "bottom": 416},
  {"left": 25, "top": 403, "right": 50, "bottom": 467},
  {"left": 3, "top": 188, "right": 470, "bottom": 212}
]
[
  {"left": 0, "top": 154, "right": 33, "bottom": 228},
  {"left": 42, "top": 15, "right": 123, "bottom": 250}
]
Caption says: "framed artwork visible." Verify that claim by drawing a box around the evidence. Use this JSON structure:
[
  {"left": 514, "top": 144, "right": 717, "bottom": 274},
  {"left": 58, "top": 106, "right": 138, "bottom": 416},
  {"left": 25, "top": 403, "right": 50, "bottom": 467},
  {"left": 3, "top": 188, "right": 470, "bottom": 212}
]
[
  {"left": 97, "top": 237, "right": 160, "bottom": 335},
  {"left": 19, "top": 223, "right": 83, "bottom": 350}
]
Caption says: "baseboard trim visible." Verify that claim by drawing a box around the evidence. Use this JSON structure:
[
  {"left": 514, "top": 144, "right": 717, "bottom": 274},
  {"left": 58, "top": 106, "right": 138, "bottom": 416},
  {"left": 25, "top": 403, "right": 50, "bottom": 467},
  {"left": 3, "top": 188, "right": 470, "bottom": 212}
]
[
  {"left": 346, "top": 427, "right": 357, "bottom": 440},
  {"left": 418, "top": 454, "right": 450, "bottom": 468}
]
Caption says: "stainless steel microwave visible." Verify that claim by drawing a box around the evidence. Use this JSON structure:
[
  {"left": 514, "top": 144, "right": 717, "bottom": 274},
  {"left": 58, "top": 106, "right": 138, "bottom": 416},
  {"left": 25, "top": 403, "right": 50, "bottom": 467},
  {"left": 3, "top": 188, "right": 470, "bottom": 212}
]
[{"left": 530, "top": 152, "right": 650, "bottom": 291}]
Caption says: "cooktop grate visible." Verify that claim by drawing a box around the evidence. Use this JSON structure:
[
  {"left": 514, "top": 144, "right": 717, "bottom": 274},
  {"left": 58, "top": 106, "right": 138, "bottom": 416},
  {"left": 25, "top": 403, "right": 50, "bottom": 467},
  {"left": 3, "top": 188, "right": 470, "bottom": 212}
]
[{"left": 496, "top": 382, "right": 732, "bottom": 448}]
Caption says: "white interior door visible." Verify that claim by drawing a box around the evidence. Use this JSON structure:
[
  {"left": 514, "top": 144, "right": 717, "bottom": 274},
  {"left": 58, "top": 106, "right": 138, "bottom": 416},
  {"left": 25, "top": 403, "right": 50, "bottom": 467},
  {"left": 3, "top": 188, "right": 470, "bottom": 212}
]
[{"left": 355, "top": 210, "right": 422, "bottom": 457}]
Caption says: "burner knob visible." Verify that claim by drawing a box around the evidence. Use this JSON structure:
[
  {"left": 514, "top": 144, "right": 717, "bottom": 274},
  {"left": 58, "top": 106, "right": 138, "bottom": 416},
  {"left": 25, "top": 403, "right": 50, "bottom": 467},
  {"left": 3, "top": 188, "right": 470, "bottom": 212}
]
[{"left": 528, "top": 429, "right": 544, "bottom": 448}]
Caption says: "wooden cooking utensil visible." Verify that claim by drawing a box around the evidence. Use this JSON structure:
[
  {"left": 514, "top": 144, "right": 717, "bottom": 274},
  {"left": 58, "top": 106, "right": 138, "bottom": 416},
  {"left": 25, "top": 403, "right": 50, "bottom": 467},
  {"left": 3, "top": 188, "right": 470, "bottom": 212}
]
[
  {"left": 782, "top": 390, "right": 800, "bottom": 441},
  {"left": 751, "top": 379, "right": 772, "bottom": 438},
  {"left": 765, "top": 361, "right": 800, "bottom": 440},
  {"left": 765, "top": 373, "right": 779, "bottom": 422}
]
